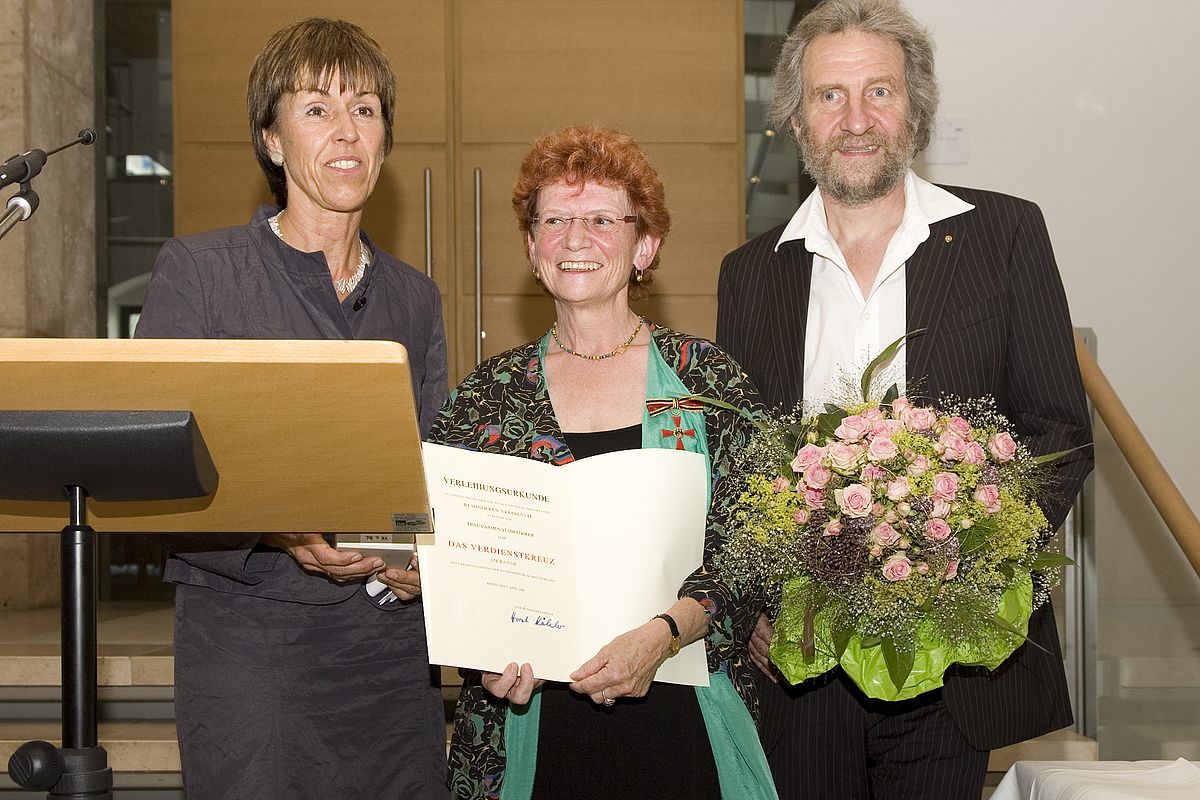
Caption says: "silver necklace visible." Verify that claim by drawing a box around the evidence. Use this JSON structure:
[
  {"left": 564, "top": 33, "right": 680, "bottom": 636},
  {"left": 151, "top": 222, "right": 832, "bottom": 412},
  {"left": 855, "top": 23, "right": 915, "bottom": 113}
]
[{"left": 268, "top": 212, "right": 369, "bottom": 295}]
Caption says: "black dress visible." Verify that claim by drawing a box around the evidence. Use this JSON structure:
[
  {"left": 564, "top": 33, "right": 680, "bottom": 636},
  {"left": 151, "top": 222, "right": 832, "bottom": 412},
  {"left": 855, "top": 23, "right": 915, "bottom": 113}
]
[{"left": 530, "top": 425, "right": 721, "bottom": 800}]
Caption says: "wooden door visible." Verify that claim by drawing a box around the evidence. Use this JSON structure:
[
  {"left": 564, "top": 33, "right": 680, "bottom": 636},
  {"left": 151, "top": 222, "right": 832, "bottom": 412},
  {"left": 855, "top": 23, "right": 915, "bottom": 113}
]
[
  {"left": 173, "top": 0, "right": 744, "bottom": 382},
  {"left": 172, "top": 0, "right": 453, "bottom": 287},
  {"left": 451, "top": 0, "right": 744, "bottom": 376}
]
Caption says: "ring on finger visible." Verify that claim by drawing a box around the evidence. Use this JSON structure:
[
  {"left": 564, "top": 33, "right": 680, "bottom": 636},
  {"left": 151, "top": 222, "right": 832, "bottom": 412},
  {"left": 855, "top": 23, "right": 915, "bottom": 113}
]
[{"left": 601, "top": 690, "right": 615, "bottom": 708}]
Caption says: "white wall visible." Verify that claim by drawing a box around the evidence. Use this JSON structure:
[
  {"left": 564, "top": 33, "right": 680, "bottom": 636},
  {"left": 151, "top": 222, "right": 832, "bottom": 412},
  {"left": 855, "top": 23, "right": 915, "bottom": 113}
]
[
  {"left": 910, "top": 0, "right": 1200, "bottom": 586},
  {"left": 906, "top": 0, "right": 1200, "bottom": 756}
]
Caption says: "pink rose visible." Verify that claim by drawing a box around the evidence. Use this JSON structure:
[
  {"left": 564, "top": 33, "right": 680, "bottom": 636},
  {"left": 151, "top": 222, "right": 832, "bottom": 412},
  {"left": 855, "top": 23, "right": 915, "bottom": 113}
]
[
  {"left": 827, "top": 442, "right": 865, "bottom": 474},
  {"left": 872, "top": 522, "right": 900, "bottom": 546},
  {"left": 824, "top": 519, "right": 843, "bottom": 537},
  {"left": 932, "top": 472, "right": 960, "bottom": 501},
  {"left": 793, "top": 508, "right": 810, "bottom": 525},
  {"left": 916, "top": 561, "right": 930, "bottom": 575},
  {"left": 803, "top": 487, "right": 825, "bottom": 509},
  {"left": 861, "top": 406, "right": 885, "bottom": 422},
  {"left": 963, "top": 442, "right": 987, "bottom": 466},
  {"left": 835, "top": 484, "right": 873, "bottom": 518},
  {"left": 860, "top": 464, "right": 886, "bottom": 482},
  {"left": 891, "top": 396, "right": 912, "bottom": 415},
  {"left": 871, "top": 419, "right": 904, "bottom": 438},
  {"left": 974, "top": 483, "right": 1001, "bottom": 514},
  {"left": 925, "top": 518, "right": 952, "bottom": 541},
  {"left": 988, "top": 432, "right": 1018, "bottom": 462},
  {"left": 886, "top": 477, "right": 912, "bottom": 501},
  {"left": 897, "top": 501, "right": 912, "bottom": 516},
  {"left": 834, "top": 415, "right": 870, "bottom": 443},
  {"left": 804, "top": 462, "right": 833, "bottom": 489},
  {"left": 937, "top": 431, "right": 969, "bottom": 461},
  {"left": 884, "top": 508, "right": 898, "bottom": 523},
  {"left": 944, "top": 558, "right": 960, "bottom": 580},
  {"left": 946, "top": 416, "right": 972, "bottom": 438},
  {"left": 902, "top": 405, "right": 938, "bottom": 431},
  {"left": 870, "top": 543, "right": 883, "bottom": 558},
  {"left": 906, "top": 455, "right": 931, "bottom": 476},
  {"left": 882, "top": 554, "right": 913, "bottom": 582},
  {"left": 931, "top": 498, "right": 952, "bottom": 519},
  {"left": 791, "top": 443, "right": 826, "bottom": 473},
  {"left": 772, "top": 475, "right": 791, "bottom": 493},
  {"left": 867, "top": 436, "right": 899, "bottom": 462}
]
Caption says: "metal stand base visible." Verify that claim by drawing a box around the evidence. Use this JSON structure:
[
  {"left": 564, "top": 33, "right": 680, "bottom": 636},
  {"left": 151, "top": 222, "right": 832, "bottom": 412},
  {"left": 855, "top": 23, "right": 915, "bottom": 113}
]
[{"left": 6, "top": 488, "right": 114, "bottom": 798}]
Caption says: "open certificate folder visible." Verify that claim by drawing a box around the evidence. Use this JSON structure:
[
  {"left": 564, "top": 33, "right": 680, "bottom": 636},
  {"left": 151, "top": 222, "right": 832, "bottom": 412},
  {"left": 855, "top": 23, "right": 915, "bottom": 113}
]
[{"left": 419, "top": 443, "right": 710, "bottom": 686}]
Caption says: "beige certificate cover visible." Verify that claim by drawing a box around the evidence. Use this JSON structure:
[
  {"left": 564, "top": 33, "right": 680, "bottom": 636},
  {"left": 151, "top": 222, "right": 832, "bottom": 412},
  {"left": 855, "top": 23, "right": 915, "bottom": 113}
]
[
  {"left": 0, "top": 338, "right": 429, "bottom": 538},
  {"left": 419, "top": 443, "right": 710, "bottom": 686}
]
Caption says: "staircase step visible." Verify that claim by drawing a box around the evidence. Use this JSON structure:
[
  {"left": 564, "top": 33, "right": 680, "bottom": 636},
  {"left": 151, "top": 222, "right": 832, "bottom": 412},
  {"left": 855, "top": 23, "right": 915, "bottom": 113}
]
[
  {"left": 0, "top": 720, "right": 181, "bottom": 772},
  {"left": 1100, "top": 688, "right": 1200, "bottom": 724},
  {"left": 0, "top": 647, "right": 174, "bottom": 687},
  {"left": 988, "top": 729, "right": 1098, "bottom": 773},
  {"left": 1101, "top": 724, "right": 1200, "bottom": 761},
  {"left": 1118, "top": 657, "right": 1200, "bottom": 689}
]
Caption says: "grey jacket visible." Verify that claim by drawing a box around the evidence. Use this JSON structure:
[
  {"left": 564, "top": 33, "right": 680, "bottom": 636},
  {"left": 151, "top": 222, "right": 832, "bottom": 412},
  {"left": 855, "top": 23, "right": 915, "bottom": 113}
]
[{"left": 136, "top": 205, "right": 448, "bottom": 602}]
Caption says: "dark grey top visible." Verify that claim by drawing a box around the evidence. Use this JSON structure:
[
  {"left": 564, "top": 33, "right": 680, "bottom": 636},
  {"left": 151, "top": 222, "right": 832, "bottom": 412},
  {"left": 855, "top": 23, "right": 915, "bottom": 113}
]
[{"left": 136, "top": 205, "right": 448, "bottom": 602}]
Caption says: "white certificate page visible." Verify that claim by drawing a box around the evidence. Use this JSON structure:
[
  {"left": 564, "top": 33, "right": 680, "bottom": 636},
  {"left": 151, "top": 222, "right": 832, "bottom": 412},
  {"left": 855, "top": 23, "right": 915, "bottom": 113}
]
[{"left": 420, "top": 443, "right": 710, "bottom": 686}]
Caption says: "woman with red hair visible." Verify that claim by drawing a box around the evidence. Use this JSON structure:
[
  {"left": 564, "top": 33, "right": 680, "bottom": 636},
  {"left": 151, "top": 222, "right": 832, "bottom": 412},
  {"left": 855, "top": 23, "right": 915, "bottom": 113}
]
[{"left": 429, "top": 126, "right": 777, "bottom": 799}]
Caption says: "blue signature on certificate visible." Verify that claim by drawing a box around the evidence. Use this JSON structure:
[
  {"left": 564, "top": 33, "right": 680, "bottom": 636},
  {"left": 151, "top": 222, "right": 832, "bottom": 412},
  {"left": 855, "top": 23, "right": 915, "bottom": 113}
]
[{"left": 511, "top": 610, "right": 565, "bottom": 630}]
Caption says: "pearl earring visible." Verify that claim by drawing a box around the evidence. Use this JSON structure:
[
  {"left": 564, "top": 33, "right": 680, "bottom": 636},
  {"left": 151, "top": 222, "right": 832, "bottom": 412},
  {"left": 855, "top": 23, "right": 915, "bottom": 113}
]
[{"left": 270, "top": 151, "right": 284, "bottom": 166}]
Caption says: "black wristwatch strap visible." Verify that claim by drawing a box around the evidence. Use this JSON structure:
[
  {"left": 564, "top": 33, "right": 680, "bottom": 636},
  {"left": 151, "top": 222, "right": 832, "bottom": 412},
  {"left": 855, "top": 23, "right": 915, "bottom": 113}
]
[{"left": 654, "top": 613, "right": 681, "bottom": 658}]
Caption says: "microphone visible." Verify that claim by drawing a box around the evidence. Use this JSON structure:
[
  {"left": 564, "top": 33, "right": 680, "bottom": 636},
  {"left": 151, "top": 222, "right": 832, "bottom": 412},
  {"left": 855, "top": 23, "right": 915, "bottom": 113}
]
[
  {"left": 1, "top": 128, "right": 97, "bottom": 189},
  {"left": 0, "top": 150, "right": 47, "bottom": 190}
]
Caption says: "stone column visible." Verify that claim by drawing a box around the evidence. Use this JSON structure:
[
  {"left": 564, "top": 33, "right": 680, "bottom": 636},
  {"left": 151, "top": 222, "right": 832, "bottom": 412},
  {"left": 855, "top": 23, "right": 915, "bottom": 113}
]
[{"left": 0, "top": 0, "right": 96, "bottom": 610}]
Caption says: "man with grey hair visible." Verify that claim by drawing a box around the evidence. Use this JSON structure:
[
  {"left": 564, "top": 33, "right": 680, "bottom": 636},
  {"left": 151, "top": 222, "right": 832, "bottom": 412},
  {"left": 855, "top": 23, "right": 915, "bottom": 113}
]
[{"left": 716, "top": 0, "right": 1093, "bottom": 797}]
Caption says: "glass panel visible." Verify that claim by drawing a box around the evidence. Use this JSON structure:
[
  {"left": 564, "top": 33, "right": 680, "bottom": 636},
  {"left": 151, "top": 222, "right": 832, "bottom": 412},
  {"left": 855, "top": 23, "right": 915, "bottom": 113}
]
[
  {"left": 99, "top": 0, "right": 175, "bottom": 601},
  {"left": 103, "top": 0, "right": 172, "bottom": 336},
  {"left": 744, "top": 0, "right": 816, "bottom": 240}
]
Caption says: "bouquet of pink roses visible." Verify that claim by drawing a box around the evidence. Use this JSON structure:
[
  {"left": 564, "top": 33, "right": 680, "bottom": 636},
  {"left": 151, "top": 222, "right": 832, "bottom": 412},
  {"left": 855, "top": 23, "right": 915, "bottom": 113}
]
[{"left": 715, "top": 346, "right": 1071, "bottom": 700}]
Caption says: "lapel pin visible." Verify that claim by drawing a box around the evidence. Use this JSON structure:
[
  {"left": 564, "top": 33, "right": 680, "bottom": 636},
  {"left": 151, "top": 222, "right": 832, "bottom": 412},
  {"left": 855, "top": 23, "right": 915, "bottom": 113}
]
[{"left": 944, "top": 234, "right": 954, "bottom": 244}]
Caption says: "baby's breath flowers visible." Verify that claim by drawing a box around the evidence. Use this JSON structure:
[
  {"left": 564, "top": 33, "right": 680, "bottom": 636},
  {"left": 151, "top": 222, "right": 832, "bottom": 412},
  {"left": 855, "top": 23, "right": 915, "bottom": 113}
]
[{"left": 717, "top": 385, "right": 1072, "bottom": 701}]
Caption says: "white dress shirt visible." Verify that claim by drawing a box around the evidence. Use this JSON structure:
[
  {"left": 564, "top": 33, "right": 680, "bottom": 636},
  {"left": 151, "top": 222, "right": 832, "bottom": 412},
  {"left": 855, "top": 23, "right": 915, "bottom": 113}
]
[{"left": 775, "top": 170, "right": 975, "bottom": 412}]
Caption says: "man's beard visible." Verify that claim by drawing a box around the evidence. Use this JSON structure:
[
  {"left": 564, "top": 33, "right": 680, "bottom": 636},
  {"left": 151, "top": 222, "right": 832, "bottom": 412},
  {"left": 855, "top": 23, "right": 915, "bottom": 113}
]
[{"left": 798, "top": 121, "right": 914, "bottom": 208}]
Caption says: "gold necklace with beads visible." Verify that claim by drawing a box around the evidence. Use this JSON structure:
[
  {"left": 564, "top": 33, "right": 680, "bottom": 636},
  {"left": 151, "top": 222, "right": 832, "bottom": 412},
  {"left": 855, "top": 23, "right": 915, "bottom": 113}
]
[{"left": 550, "top": 316, "right": 645, "bottom": 361}]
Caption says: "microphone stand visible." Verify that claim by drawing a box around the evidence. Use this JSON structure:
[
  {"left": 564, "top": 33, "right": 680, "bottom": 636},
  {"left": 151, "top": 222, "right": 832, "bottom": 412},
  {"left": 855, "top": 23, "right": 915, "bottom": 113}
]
[{"left": 0, "top": 129, "right": 96, "bottom": 241}]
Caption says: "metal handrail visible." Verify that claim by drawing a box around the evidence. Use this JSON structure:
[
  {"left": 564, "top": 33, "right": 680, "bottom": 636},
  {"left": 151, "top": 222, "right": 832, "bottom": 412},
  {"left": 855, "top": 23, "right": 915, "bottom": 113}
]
[
  {"left": 1074, "top": 330, "right": 1200, "bottom": 577},
  {"left": 1063, "top": 329, "right": 1097, "bottom": 738}
]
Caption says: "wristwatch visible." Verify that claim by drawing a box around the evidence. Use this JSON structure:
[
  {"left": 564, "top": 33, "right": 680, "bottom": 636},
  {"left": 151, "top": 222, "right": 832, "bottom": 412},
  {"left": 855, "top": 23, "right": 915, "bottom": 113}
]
[{"left": 654, "top": 613, "right": 681, "bottom": 658}]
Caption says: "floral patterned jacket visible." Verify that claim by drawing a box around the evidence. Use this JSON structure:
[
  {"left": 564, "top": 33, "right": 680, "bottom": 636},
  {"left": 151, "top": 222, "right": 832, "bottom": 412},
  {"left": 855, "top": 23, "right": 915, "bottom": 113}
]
[{"left": 428, "top": 323, "right": 763, "bottom": 800}]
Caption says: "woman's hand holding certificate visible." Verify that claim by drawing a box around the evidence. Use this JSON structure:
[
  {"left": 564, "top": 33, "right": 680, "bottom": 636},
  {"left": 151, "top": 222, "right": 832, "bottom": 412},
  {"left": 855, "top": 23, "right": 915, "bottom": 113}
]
[{"left": 419, "top": 444, "right": 711, "bottom": 688}]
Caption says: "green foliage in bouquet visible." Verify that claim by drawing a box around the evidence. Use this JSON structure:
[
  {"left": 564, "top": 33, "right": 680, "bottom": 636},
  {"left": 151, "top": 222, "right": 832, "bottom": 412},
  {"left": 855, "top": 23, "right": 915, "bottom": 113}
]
[{"left": 715, "top": 339, "right": 1073, "bottom": 700}]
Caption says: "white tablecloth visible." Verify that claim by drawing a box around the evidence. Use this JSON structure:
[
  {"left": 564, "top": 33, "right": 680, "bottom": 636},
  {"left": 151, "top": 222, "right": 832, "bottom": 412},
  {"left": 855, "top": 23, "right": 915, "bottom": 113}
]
[{"left": 992, "top": 759, "right": 1200, "bottom": 799}]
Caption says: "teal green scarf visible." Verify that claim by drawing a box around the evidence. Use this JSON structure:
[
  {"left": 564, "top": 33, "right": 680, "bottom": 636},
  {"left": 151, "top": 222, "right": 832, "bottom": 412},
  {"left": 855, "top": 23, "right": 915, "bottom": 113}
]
[{"left": 501, "top": 333, "right": 777, "bottom": 799}]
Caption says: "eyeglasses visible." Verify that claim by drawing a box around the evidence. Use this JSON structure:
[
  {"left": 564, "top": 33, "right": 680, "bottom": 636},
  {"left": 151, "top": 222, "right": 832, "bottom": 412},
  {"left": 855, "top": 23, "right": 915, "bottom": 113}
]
[{"left": 530, "top": 214, "right": 638, "bottom": 238}]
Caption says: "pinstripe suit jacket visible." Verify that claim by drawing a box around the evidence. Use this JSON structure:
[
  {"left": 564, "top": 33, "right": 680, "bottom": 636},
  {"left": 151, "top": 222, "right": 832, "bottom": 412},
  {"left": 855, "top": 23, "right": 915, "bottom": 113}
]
[{"left": 716, "top": 184, "right": 1093, "bottom": 750}]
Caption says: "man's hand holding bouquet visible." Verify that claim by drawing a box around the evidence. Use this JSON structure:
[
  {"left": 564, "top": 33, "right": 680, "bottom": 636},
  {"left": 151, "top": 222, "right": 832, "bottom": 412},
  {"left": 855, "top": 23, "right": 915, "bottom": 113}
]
[{"left": 709, "top": 338, "right": 1075, "bottom": 700}]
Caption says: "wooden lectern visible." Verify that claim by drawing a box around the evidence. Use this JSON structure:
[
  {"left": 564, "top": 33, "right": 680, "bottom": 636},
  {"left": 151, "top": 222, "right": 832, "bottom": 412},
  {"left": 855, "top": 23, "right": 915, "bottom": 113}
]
[{"left": 0, "top": 338, "right": 431, "bottom": 798}]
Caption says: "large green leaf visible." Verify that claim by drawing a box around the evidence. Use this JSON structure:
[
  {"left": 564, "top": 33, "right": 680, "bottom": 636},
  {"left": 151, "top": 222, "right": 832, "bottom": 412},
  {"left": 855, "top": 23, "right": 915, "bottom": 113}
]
[
  {"left": 881, "top": 638, "right": 915, "bottom": 692},
  {"left": 881, "top": 383, "right": 900, "bottom": 407},
  {"left": 815, "top": 409, "right": 848, "bottom": 439},
  {"left": 833, "top": 626, "right": 855, "bottom": 660},
  {"left": 1031, "top": 552, "right": 1076, "bottom": 570},
  {"left": 860, "top": 334, "right": 908, "bottom": 401}
]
